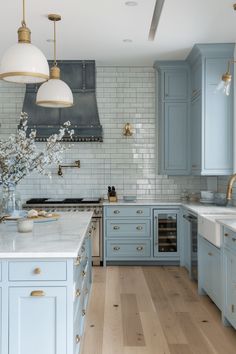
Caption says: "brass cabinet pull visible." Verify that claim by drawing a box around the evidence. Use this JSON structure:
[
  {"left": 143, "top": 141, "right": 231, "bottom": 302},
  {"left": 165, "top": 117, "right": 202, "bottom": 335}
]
[
  {"left": 208, "top": 252, "right": 212, "bottom": 256},
  {"left": 113, "top": 246, "right": 120, "bottom": 251},
  {"left": 136, "top": 210, "right": 143, "bottom": 214},
  {"left": 33, "top": 267, "right": 41, "bottom": 275},
  {"left": 82, "top": 309, "right": 86, "bottom": 316},
  {"left": 114, "top": 210, "right": 120, "bottom": 214},
  {"left": 232, "top": 238, "right": 236, "bottom": 242},
  {"left": 82, "top": 270, "right": 86, "bottom": 277},
  {"left": 137, "top": 246, "right": 143, "bottom": 251},
  {"left": 75, "top": 289, "right": 81, "bottom": 297},
  {"left": 192, "top": 164, "right": 197, "bottom": 168},
  {"left": 232, "top": 304, "right": 235, "bottom": 313},
  {"left": 113, "top": 226, "right": 120, "bottom": 230},
  {"left": 75, "top": 335, "right": 80, "bottom": 344},
  {"left": 136, "top": 226, "right": 143, "bottom": 230},
  {"left": 74, "top": 256, "right": 81, "bottom": 266},
  {"left": 30, "top": 290, "right": 45, "bottom": 297},
  {"left": 224, "top": 233, "right": 229, "bottom": 237}
]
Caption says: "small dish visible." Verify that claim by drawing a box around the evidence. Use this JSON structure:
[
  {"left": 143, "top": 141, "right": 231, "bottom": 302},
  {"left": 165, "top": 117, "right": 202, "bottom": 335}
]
[{"left": 123, "top": 195, "right": 137, "bottom": 202}]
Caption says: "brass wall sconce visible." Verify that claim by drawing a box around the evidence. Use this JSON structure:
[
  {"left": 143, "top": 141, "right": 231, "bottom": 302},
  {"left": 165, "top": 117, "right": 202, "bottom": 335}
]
[
  {"left": 58, "top": 160, "right": 80, "bottom": 176},
  {"left": 123, "top": 123, "right": 133, "bottom": 136}
]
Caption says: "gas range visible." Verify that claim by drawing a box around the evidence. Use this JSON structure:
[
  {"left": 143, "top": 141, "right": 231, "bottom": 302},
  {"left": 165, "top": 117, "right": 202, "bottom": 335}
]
[{"left": 24, "top": 198, "right": 102, "bottom": 216}]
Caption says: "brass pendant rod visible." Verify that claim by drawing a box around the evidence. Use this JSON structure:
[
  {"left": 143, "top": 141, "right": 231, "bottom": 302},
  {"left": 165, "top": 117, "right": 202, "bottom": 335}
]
[
  {"left": 53, "top": 20, "right": 57, "bottom": 66},
  {"left": 21, "top": 0, "right": 26, "bottom": 27}
]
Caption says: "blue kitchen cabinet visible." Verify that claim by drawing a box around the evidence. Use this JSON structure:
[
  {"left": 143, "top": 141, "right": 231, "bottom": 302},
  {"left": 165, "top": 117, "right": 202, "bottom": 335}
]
[
  {"left": 154, "top": 62, "right": 190, "bottom": 175},
  {"left": 187, "top": 44, "right": 234, "bottom": 175},
  {"left": 198, "top": 235, "right": 221, "bottom": 310},
  {"left": 9, "top": 287, "right": 67, "bottom": 354},
  {"left": 223, "top": 247, "right": 236, "bottom": 328},
  {"left": 153, "top": 209, "right": 180, "bottom": 260}
]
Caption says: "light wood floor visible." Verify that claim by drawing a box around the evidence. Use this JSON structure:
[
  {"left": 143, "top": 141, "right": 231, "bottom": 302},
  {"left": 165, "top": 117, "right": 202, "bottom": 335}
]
[{"left": 81, "top": 266, "right": 236, "bottom": 354}]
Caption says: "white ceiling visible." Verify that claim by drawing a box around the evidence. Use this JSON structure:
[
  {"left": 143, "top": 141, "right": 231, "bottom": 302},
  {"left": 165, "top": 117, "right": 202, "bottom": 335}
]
[{"left": 0, "top": 0, "right": 236, "bottom": 66}]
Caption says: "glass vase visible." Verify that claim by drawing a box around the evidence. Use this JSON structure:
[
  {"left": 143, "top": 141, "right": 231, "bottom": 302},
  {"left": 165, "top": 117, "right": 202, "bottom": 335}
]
[{"left": 1, "top": 185, "right": 22, "bottom": 216}]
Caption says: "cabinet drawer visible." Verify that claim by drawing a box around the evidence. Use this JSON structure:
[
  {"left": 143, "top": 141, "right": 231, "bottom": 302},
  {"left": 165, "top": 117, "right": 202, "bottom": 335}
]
[
  {"left": 9, "top": 261, "right": 67, "bottom": 281},
  {"left": 106, "top": 219, "right": 150, "bottom": 238},
  {"left": 106, "top": 240, "right": 151, "bottom": 259},
  {"left": 223, "top": 227, "right": 236, "bottom": 252},
  {"left": 106, "top": 206, "right": 150, "bottom": 218}
]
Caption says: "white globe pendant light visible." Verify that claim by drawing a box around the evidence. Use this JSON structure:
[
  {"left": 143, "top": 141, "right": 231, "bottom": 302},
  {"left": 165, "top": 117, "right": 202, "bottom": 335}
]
[
  {"left": 0, "top": 0, "right": 49, "bottom": 83},
  {"left": 36, "top": 14, "right": 73, "bottom": 108}
]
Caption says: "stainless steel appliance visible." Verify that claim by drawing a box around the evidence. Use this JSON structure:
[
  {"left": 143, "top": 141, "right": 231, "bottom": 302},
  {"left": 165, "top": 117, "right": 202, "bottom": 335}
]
[
  {"left": 24, "top": 198, "right": 103, "bottom": 266},
  {"left": 183, "top": 213, "right": 198, "bottom": 281}
]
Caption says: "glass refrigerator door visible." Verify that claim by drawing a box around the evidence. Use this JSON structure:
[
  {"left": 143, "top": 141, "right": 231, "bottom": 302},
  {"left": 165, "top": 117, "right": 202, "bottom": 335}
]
[{"left": 157, "top": 213, "right": 178, "bottom": 253}]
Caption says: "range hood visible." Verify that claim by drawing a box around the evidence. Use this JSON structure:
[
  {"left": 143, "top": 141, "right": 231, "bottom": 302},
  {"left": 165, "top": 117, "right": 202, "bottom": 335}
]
[{"left": 21, "top": 60, "right": 103, "bottom": 142}]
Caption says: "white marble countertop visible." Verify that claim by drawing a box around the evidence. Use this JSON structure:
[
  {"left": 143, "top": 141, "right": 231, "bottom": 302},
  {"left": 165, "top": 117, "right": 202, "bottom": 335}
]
[{"left": 0, "top": 212, "right": 93, "bottom": 259}]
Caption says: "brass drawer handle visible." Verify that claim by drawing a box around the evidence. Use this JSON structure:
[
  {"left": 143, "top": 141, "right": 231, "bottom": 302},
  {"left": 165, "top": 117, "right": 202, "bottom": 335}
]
[
  {"left": 208, "top": 252, "right": 212, "bottom": 256},
  {"left": 224, "top": 233, "right": 229, "bottom": 237},
  {"left": 113, "top": 226, "right": 120, "bottom": 230},
  {"left": 33, "top": 267, "right": 41, "bottom": 275},
  {"left": 75, "top": 289, "right": 81, "bottom": 297},
  {"left": 75, "top": 335, "right": 80, "bottom": 344},
  {"left": 137, "top": 246, "right": 143, "bottom": 251},
  {"left": 74, "top": 256, "right": 81, "bottom": 266},
  {"left": 82, "top": 270, "right": 86, "bottom": 277},
  {"left": 114, "top": 210, "right": 120, "bottom": 214},
  {"left": 30, "top": 290, "right": 45, "bottom": 297},
  {"left": 136, "top": 210, "right": 143, "bottom": 214},
  {"left": 113, "top": 246, "right": 120, "bottom": 251},
  {"left": 82, "top": 309, "right": 86, "bottom": 316},
  {"left": 232, "top": 238, "right": 236, "bottom": 242},
  {"left": 136, "top": 226, "right": 143, "bottom": 230}
]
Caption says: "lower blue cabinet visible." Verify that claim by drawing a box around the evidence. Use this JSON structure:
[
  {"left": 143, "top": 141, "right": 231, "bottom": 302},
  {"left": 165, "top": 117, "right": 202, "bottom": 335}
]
[
  {"left": 198, "top": 236, "right": 221, "bottom": 310},
  {"left": 9, "top": 287, "right": 67, "bottom": 354},
  {"left": 223, "top": 248, "right": 236, "bottom": 328}
]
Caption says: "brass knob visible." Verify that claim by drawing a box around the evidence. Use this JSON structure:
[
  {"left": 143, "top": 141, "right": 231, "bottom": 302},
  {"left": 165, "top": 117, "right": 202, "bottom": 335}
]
[
  {"left": 137, "top": 246, "right": 143, "bottom": 251},
  {"left": 113, "top": 226, "right": 120, "bottom": 230},
  {"left": 30, "top": 290, "right": 45, "bottom": 297},
  {"left": 75, "top": 335, "right": 80, "bottom": 344},
  {"left": 232, "top": 238, "right": 236, "bottom": 242},
  {"left": 114, "top": 210, "right": 120, "bottom": 214},
  {"left": 34, "top": 267, "right": 41, "bottom": 275},
  {"left": 75, "top": 289, "right": 81, "bottom": 297},
  {"left": 224, "top": 233, "right": 229, "bottom": 237},
  {"left": 82, "top": 270, "right": 86, "bottom": 277},
  {"left": 113, "top": 246, "right": 120, "bottom": 251},
  {"left": 82, "top": 309, "right": 86, "bottom": 316},
  {"left": 136, "top": 226, "right": 143, "bottom": 230},
  {"left": 208, "top": 252, "right": 212, "bottom": 256},
  {"left": 136, "top": 210, "right": 143, "bottom": 214}
]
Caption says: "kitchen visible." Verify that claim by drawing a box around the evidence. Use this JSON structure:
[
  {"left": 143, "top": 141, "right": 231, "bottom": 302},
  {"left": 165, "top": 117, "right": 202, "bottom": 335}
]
[{"left": 1, "top": 0, "right": 236, "bottom": 353}]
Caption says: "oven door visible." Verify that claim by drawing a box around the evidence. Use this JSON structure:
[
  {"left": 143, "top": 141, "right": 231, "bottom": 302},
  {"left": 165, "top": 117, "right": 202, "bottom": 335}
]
[{"left": 91, "top": 217, "right": 102, "bottom": 266}]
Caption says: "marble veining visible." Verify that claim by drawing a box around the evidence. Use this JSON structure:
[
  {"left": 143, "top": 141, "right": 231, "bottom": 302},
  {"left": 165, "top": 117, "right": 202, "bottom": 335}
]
[{"left": 0, "top": 212, "right": 93, "bottom": 258}]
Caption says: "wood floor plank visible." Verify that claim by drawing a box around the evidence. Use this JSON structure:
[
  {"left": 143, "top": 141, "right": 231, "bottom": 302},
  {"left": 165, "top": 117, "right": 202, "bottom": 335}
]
[
  {"left": 143, "top": 267, "right": 188, "bottom": 345},
  {"left": 121, "top": 294, "right": 145, "bottom": 347},
  {"left": 140, "top": 311, "right": 171, "bottom": 354},
  {"left": 176, "top": 312, "right": 215, "bottom": 354},
  {"left": 169, "top": 344, "right": 194, "bottom": 354}
]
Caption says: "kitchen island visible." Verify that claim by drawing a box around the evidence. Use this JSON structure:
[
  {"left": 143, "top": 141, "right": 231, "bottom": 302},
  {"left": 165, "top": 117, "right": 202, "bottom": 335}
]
[{"left": 0, "top": 212, "right": 93, "bottom": 354}]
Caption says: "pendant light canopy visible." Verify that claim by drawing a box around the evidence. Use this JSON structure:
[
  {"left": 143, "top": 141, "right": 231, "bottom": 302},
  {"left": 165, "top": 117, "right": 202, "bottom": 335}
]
[
  {"left": 0, "top": 0, "right": 49, "bottom": 83},
  {"left": 36, "top": 14, "right": 73, "bottom": 108}
]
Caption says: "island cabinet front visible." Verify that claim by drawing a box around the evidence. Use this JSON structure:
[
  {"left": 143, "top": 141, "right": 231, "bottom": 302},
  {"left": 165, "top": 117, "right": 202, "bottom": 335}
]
[{"left": 9, "top": 287, "right": 67, "bottom": 354}]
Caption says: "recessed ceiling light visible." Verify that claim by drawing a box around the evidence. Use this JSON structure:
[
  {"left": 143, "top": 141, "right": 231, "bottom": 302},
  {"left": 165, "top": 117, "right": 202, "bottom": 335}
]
[
  {"left": 125, "top": 1, "right": 138, "bottom": 6},
  {"left": 123, "top": 39, "right": 133, "bottom": 43}
]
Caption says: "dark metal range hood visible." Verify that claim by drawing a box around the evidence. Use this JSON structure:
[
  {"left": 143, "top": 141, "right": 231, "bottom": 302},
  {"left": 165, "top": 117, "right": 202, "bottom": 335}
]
[{"left": 21, "top": 60, "right": 103, "bottom": 142}]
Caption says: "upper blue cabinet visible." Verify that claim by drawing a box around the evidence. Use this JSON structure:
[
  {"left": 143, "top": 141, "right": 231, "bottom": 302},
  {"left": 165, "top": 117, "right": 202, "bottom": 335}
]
[
  {"left": 154, "top": 62, "right": 190, "bottom": 175},
  {"left": 155, "top": 44, "right": 234, "bottom": 176},
  {"left": 187, "top": 44, "right": 234, "bottom": 175}
]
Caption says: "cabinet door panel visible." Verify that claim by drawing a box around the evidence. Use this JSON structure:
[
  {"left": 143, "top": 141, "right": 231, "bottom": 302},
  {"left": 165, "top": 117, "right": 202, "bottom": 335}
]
[
  {"left": 9, "top": 287, "right": 66, "bottom": 354},
  {"left": 191, "top": 96, "right": 201, "bottom": 173},
  {"left": 224, "top": 249, "right": 236, "bottom": 328},
  {"left": 204, "top": 59, "right": 233, "bottom": 174},
  {"left": 164, "top": 102, "right": 189, "bottom": 174},
  {"left": 164, "top": 70, "right": 188, "bottom": 100}
]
